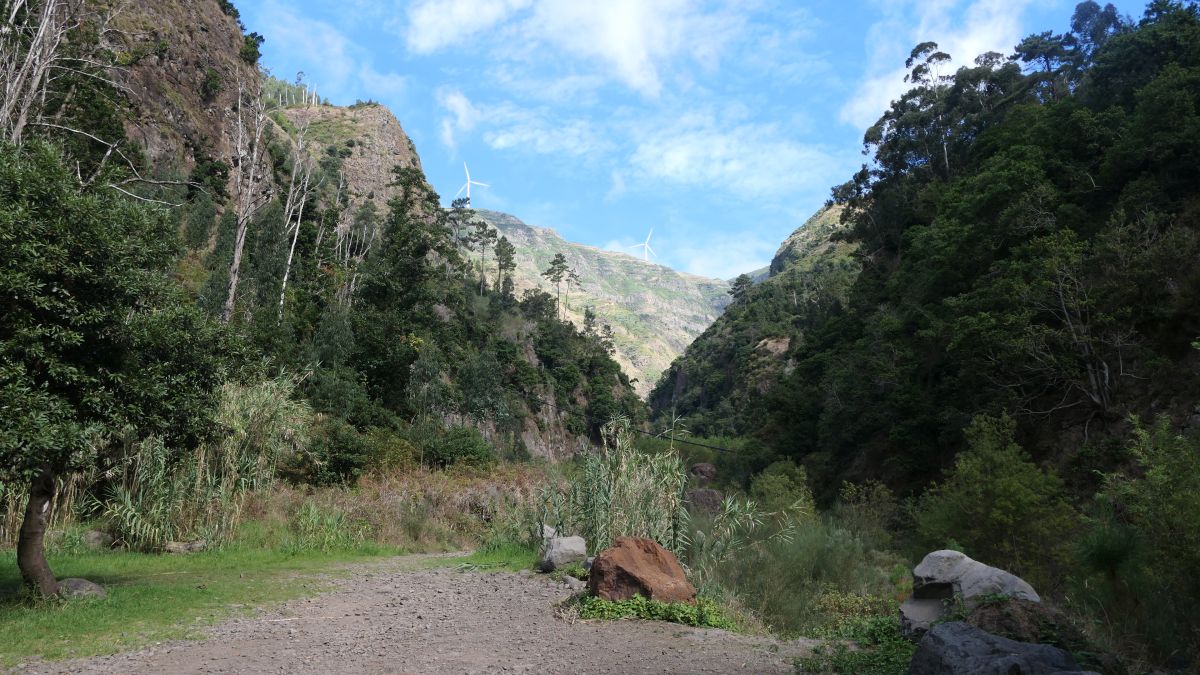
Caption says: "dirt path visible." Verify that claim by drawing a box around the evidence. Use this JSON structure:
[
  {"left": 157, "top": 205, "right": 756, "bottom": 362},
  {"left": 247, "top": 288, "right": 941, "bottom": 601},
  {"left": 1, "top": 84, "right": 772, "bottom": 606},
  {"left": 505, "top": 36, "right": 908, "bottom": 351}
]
[{"left": 23, "top": 554, "right": 819, "bottom": 674}]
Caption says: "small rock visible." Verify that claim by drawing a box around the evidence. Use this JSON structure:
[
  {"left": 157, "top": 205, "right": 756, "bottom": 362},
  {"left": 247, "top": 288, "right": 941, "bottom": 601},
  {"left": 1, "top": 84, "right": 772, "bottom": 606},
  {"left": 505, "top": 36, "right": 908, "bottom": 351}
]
[
  {"left": 689, "top": 463, "right": 717, "bottom": 486},
  {"left": 541, "top": 536, "right": 587, "bottom": 571},
  {"left": 684, "top": 488, "right": 724, "bottom": 515},
  {"left": 59, "top": 578, "right": 107, "bottom": 599},
  {"left": 165, "top": 540, "right": 208, "bottom": 554},
  {"left": 563, "top": 576, "right": 586, "bottom": 591},
  {"left": 84, "top": 530, "right": 114, "bottom": 550}
]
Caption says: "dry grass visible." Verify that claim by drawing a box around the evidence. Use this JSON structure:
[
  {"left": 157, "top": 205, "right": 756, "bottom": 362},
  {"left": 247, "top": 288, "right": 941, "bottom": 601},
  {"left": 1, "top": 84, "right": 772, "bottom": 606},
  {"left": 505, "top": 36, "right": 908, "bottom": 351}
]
[{"left": 243, "top": 463, "right": 553, "bottom": 552}]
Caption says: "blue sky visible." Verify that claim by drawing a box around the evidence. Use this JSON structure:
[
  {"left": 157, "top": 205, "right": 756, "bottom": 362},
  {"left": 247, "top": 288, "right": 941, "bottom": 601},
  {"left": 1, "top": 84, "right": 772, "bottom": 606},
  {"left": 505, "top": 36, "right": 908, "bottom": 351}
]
[{"left": 239, "top": 0, "right": 1146, "bottom": 280}]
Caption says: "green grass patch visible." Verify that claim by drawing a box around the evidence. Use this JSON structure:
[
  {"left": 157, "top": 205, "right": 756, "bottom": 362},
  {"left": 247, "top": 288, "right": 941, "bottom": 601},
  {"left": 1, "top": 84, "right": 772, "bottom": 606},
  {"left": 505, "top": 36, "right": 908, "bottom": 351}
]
[
  {"left": 0, "top": 542, "right": 399, "bottom": 668},
  {"left": 548, "top": 562, "right": 588, "bottom": 583},
  {"left": 452, "top": 541, "right": 539, "bottom": 572},
  {"left": 577, "top": 594, "right": 737, "bottom": 630},
  {"left": 796, "top": 615, "right": 916, "bottom": 675}
]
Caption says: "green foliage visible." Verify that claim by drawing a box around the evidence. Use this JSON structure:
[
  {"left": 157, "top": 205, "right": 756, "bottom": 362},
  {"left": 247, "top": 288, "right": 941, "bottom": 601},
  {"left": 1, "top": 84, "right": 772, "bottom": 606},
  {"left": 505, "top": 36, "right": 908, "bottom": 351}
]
[
  {"left": 283, "top": 501, "right": 370, "bottom": 553},
  {"left": 797, "top": 614, "right": 916, "bottom": 675},
  {"left": 200, "top": 68, "right": 223, "bottom": 102},
  {"left": 423, "top": 426, "right": 495, "bottom": 468},
  {"left": 537, "top": 420, "right": 687, "bottom": 554},
  {"left": 0, "top": 142, "right": 231, "bottom": 486},
  {"left": 577, "top": 595, "right": 736, "bottom": 630},
  {"left": 1072, "top": 416, "right": 1200, "bottom": 660},
  {"left": 240, "top": 33, "right": 264, "bottom": 65},
  {"left": 101, "top": 376, "right": 312, "bottom": 550},
  {"left": 912, "top": 415, "right": 1078, "bottom": 587},
  {"left": 749, "top": 460, "right": 816, "bottom": 515}
]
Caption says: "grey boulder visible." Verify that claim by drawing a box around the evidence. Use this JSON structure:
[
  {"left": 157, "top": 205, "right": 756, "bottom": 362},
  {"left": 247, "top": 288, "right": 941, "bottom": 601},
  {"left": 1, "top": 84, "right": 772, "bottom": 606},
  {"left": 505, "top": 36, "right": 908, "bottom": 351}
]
[
  {"left": 908, "top": 622, "right": 1095, "bottom": 675},
  {"left": 901, "top": 550, "right": 1039, "bottom": 637},
  {"left": 59, "top": 578, "right": 107, "bottom": 599},
  {"left": 541, "top": 536, "right": 587, "bottom": 571}
]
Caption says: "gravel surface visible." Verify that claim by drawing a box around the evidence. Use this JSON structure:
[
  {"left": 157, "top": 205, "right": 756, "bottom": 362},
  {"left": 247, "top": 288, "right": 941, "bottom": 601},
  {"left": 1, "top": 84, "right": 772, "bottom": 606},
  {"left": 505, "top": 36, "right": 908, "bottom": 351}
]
[{"left": 20, "top": 555, "right": 820, "bottom": 674}]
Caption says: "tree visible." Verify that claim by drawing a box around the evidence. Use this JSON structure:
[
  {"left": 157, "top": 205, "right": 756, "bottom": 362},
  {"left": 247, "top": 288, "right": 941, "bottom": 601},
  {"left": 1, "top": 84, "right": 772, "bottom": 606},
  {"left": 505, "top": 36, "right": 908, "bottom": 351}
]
[
  {"left": 221, "top": 78, "right": 273, "bottom": 323},
  {"left": 542, "top": 253, "right": 570, "bottom": 318},
  {"left": 728, "top": 274, "right": 753, "bottom": 301},
  {"left": 912, "top": 415, "right": 1078, "bottom": 586},
  {"left": 0, "top": 142, "right": 232, "bottom": 596},
  {"left": 495, "top": 235, "right": 516, "bottom": 294},
  {"left": 471, "top": 219, "right": 498, "bottom": 296}
]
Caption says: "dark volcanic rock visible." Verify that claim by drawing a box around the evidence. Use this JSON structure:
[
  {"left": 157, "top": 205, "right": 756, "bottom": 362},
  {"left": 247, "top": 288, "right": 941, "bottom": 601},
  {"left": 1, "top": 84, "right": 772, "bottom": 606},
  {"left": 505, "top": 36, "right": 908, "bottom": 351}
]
[{"left": 908, "top": 622, "right": 1093, "bottom": 675}]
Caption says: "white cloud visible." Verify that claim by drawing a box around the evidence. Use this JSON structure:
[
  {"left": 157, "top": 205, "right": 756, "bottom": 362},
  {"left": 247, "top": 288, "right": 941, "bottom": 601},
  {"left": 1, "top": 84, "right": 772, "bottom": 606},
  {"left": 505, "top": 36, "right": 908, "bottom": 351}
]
[
  {"left": 840, "top": 0, "right": 1036, "bottom": 130},
  {"left": 403, "top": 0, "right": 742, "bottom": 97},
  {"left": 436, "top": 88, "right": 609, "bottom": 156},
  {"left": 404, "top": 0, "right": 533, "bottom": 53},
  {"left": 436, "top": 88, "right": 483, "bottom": 149},
  {"left": 629, "top": 112, "right": 846, "bottom": 202},
  {"left": 672, "top": 230, "right": 775, "bottom": 280}
]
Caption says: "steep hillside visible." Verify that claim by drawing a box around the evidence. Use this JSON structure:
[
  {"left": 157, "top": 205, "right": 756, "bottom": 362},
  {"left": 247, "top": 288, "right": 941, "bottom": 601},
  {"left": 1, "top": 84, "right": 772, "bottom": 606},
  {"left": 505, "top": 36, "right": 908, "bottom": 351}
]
[
  {"left": 649, "top": 205, "right": 857, "bottom": 435},
  {"left": 32, "top": 0, "right": 644, "bottom": 462},
  {"left": 473, "top": 210, "right": 730, "bottom": 396}
]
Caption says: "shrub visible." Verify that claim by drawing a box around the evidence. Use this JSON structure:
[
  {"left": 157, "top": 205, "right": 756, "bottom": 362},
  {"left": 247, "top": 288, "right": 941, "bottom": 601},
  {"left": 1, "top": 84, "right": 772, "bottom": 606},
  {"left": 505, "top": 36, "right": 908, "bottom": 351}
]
[
  {"left": 103, "top": 376, "right": 311, "bottom": 549},
  {"left": 831, "top": 480, "right": 898, "bottom": 550},
  {"left": 1073, "top": 416, "right": 1200, "bottom": 662},
  {"left": 426, "top": 426, "right": 494, "bottom": 468},
  {"left": 911, "top": 414, "right": 1078, "bottom": 588},
  {"left": 240, "top": 32, "right": 264, "bottom": 65},
  {"left": 200, "top": 67, "right": 223, "bottom": 102},
  {"left": 797, "top": 614, "right": 916, "bottom": 674},
  {"left": 289, "top": 416, "right": 371, "bottom": 485},
  {"left": 749, "top": 460, "right": 816, "bottom": 514}
]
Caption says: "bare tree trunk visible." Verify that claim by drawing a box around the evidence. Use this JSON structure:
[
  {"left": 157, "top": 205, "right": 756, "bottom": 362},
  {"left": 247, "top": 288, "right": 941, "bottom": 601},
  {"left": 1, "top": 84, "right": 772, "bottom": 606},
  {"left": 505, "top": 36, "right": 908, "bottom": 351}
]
[
  {"left": 17, "top": 467, "right": 59, "bottom": 597},
  {"left": 221, "top": 79, "right": 271, "bottom": 323}
]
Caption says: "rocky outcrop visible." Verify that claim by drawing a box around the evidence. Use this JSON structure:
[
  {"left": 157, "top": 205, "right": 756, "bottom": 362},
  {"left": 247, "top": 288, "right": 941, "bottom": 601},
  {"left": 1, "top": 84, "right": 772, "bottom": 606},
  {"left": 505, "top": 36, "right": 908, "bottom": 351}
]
[
  {"left": 588, "top": 537, "right": 696, "bottom": 604},
  {"left": 901, "top": 550, "right": 1040, "bottom": 638},
  {"left": 967, "top": 600, "right": 1127, "bottom": 675},
  {"left": 908, "top": 622, "right": 1092, "bottom": 675}
]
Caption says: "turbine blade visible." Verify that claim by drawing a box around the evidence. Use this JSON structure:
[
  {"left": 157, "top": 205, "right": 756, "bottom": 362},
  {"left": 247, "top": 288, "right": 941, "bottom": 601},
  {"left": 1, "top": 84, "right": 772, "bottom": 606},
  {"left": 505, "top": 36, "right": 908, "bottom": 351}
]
[
  {"left": 455, "top": 183, "right": 467, "bottom": 198},
  {"left": 464, "top": 162, "right": 470, "bottom": 180},
  {"left": 646, "top": 244, "right": 657, "bottom": 257},
  {"left": 473, "top": 181, "right": 489, "bottom": 187}
]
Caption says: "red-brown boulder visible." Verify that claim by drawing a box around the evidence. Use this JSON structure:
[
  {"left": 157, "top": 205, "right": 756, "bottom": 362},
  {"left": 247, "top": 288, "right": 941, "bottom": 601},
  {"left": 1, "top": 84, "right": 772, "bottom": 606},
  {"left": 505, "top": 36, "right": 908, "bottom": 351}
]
[{"left": 587, "top": 537, "right": 696, "bottom": 604}]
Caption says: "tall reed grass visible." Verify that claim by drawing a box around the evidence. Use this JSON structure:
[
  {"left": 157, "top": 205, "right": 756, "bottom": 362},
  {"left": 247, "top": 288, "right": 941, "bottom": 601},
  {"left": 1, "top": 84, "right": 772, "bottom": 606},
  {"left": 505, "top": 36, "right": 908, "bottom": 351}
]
[
  {"left": 100, "top": 375, "right": 312, "bottom": 550},
  {"left": 537, "top": 419, "right": 688, "bottom": 553}
]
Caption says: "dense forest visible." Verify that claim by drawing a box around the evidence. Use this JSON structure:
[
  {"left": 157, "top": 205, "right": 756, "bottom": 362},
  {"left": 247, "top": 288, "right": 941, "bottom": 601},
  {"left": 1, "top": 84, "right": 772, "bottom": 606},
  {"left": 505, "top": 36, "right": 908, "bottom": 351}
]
[
  {"left": 656, "top": 0, "right": 1200, "bottom": 494},
  {"left": 651, "top": 2, "right": 1200, "bottom": 662}
]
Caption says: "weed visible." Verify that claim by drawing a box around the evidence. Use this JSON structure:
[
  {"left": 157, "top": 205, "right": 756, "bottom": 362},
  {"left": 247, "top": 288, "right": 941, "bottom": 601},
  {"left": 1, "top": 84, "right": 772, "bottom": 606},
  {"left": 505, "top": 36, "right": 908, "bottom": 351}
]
[{"left": 797, "top": 614, "right": 916, "bottom": 675}]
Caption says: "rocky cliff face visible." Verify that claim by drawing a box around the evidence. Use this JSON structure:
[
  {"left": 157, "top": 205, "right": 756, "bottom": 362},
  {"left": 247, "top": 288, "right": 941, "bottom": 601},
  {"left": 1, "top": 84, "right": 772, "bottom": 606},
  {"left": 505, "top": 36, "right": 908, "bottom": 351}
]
[
  {"left": 282, "top": 103, "right": 424, "bottom": 214},
  {"left": 474, "top": 210, "right": 730, "bottom": 397},
  {"left": 110, "top": 0, "right": 259, "bottom": 178}
]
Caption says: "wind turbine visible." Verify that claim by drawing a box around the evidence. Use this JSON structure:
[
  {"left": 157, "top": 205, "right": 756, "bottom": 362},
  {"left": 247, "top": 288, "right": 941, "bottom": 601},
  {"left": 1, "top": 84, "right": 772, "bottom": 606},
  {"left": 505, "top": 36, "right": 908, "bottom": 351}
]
[
  {"left": 454, "top": 162, "right": 489, "bottom": 205},
  {"left": 629, "top": 228, "right": 656, "bottom": 261}
]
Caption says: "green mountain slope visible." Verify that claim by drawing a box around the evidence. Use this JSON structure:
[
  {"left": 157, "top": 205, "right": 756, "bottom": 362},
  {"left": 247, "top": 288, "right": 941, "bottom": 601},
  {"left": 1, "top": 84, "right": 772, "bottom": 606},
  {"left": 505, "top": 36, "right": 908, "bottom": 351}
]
[
  {"left": 473, "top": 210, "right": 730, "bottom": 397},
  {"left": 649, "top": 206, "right": 857, "bottom": 435}
]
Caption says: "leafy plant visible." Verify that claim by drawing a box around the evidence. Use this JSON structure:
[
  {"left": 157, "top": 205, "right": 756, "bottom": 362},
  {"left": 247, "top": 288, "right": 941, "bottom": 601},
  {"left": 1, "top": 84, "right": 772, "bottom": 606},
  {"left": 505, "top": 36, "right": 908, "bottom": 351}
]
[
  {"left": 577, "top": 595, "right": 735, "bottom": 630},
  {"left": 797, "top": 614, "right": 916, "bottom": 675}
]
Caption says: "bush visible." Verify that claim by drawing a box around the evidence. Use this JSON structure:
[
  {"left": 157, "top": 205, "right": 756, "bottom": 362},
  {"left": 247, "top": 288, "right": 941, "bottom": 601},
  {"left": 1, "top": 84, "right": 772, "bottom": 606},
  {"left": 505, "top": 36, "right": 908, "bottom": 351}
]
[
  {"left": 200, "top": 67, "right": 223, "bottom": 102},
  {"left": 797, "top": 614, "right": 916, "bottom": 674},
  {"left": 911, "top": 414, "right": 1078, "bottom": 588},
  {"left": 749, "top": 460, "right": 816, "bottom": 514},
  {"left": 1073, "top": 416, "right": 1200, "bottom": 662},
  {"left": 292, "top": 417, "right": 372, "bottom": 485},
  {"left": 426, "top": 426, "right": 494, "bottom": 468}
]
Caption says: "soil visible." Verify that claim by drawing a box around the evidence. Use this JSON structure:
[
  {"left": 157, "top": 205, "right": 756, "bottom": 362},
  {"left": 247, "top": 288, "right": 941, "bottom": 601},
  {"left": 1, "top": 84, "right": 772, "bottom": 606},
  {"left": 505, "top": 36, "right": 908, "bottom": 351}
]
[{"left": 22, "top": 554, "right": 820, "bottom": 674}]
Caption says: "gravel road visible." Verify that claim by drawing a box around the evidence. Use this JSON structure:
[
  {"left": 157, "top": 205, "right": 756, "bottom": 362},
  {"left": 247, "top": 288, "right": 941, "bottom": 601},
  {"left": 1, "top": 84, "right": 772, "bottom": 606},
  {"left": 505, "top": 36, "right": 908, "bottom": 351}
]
[{"left": 21, "top": 555, "right": 819, "bottom": 674}]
